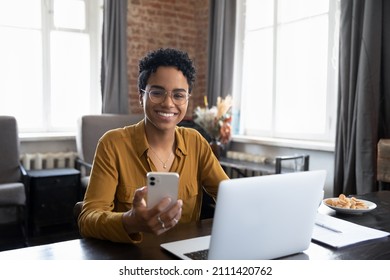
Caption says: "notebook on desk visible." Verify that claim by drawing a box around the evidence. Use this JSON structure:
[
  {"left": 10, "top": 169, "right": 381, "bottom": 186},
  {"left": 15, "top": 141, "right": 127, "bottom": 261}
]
[{"left": 161, "top": 170, "right": 327, "bottom": 260}]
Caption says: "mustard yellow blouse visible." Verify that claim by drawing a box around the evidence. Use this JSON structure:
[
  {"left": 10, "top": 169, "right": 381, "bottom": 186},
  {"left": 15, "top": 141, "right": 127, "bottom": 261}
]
[{"left": 78, "top": 120, "right": 229, "bottom": 243}]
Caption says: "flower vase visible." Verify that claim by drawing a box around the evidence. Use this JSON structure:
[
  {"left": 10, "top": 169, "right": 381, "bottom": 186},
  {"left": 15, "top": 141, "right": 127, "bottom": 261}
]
[{"left": 210, "top": 139, "right": 225, "bottom": 159}]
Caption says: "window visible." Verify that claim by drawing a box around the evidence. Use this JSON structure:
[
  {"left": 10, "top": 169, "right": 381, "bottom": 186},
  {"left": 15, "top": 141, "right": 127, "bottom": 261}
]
[
  {"left": 0, "top": 0, "right": 102, "bottom": 133},
  {"left": 233, "top": 0, "right": 340, "bottom": 143}
]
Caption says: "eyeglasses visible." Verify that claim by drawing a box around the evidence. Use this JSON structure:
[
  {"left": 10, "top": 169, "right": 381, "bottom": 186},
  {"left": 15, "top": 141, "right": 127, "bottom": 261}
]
[{"left": 141, "top": 88, "right": 190, "bottom": 105}]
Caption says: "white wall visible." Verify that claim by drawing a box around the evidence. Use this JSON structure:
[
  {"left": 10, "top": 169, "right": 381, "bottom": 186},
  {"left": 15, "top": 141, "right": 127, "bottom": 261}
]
[{"left": 20, "top": 137, "right": 76, "bottom": 155}]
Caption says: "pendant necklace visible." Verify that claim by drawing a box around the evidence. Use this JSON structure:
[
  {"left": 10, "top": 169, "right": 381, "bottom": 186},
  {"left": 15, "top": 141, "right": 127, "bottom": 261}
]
[{"left": 149, "top": 146, "right": 173, "bottom": 169}]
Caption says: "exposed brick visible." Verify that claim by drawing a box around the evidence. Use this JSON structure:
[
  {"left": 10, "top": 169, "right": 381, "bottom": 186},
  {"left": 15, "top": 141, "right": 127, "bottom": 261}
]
[{"left": 126, "top": 0, "right": 209, "bottom": 117}]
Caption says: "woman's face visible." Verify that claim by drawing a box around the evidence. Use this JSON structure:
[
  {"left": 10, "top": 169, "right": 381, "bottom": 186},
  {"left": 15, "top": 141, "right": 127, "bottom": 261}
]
[{"left": 140, "top": 66, "right": 189, "bottom": 132}]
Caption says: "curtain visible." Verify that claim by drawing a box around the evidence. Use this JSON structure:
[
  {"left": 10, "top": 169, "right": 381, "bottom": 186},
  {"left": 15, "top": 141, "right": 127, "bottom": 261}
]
[
  {"left": 334, "top": 0, "right": 390, "bottom": 195},
  {"left": 101, "top": 0, "right": 129, "bottom": 114},
  {"left": 207, "top": 0, "right": 236, "bottom": 107}
]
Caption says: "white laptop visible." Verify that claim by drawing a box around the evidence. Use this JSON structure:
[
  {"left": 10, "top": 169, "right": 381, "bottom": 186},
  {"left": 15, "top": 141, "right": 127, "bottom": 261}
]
[{"left": 161, "top": 170, "right": 326, "bottom": 260}]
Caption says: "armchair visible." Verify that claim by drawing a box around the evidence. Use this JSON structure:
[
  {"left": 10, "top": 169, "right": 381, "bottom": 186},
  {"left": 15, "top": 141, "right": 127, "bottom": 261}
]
[
  {"left": 75, "top": 114, "right": 143, "bottom": 194},
  {"left": 0, "top": 116, "right": 27, "bottom": 248}
]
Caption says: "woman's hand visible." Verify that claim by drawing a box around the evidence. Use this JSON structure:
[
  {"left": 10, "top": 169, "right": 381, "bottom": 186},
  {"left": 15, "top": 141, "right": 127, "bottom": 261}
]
[{"left": 122, "top": 186, "right": 182, "bottom": 235}]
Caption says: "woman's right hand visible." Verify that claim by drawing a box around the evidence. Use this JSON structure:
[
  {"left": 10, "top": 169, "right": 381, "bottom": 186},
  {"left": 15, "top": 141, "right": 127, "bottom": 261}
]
[{"left": 122, "top": 186, "right": 183, "bottom": 235}]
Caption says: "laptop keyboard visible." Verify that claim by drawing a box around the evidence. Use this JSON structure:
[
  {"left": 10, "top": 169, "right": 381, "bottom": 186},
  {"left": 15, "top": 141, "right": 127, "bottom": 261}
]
[{"left": 184, "top": 249, "right": 209, "bottom": 260}]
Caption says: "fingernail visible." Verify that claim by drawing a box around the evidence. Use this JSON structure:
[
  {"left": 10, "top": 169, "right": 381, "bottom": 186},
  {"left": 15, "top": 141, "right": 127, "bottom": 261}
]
[{"left": 163, "top": 197, "right": 172, "bottom": 206}]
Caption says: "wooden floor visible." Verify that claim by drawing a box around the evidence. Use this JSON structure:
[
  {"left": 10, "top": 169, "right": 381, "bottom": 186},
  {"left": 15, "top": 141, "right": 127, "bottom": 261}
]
[{"left": 0, "top": 223, "right": 81, "bottom": 252}]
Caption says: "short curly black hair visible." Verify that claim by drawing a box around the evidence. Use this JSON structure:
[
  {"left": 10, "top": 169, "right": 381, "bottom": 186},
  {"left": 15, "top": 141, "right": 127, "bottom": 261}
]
[{"left": 138, "top": 48, "right": 196, "bottom": 93}]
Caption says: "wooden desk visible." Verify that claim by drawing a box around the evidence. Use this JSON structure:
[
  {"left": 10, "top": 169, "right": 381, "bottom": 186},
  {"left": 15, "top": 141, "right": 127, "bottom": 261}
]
[{"left": 1, "top": 191, "right": 389, "bottom": 260}]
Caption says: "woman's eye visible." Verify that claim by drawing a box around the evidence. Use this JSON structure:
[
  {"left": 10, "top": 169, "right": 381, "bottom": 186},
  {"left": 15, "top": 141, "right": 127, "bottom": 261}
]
[{"left": 150, "top": 90, "right": 165, "bottom": 97}]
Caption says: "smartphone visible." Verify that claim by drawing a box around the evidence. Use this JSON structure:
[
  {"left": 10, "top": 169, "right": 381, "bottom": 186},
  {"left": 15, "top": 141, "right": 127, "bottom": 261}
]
[{"left": 146, "top": 172, "right": 179, "bottom": 209}]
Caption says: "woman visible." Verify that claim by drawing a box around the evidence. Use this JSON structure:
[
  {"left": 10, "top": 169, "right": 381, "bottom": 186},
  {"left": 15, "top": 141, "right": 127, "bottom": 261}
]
[{"left": 78, "top": 48, "right": 229, "bottom": 243}]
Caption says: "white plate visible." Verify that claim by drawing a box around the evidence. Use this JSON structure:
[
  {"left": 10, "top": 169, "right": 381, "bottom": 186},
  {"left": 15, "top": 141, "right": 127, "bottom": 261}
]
[{"left": 322, "top": 198, "right": 377, "bottom": 214}]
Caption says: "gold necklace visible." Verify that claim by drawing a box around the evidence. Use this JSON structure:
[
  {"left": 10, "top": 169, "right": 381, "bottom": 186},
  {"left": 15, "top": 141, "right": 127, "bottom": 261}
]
[{"left": 149, "top": 147, "right": 173, "bottom": 169}]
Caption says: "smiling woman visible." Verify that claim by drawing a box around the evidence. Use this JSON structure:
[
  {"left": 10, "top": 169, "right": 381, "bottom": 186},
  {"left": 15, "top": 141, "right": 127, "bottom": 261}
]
[{"left": 78, "top": 48, "right": 229, "bottom": 244}]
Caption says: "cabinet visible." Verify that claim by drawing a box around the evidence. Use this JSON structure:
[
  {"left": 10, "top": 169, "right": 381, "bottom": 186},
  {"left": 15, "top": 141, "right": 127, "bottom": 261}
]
[{"left": 26, "top": 168, "right": 80, "bottom": 235}]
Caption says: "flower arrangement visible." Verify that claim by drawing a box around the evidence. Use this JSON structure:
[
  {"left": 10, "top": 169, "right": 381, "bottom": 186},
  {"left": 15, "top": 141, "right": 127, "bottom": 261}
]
[{"left": 193, "top": 95, "right": 233, "bottom": 145}]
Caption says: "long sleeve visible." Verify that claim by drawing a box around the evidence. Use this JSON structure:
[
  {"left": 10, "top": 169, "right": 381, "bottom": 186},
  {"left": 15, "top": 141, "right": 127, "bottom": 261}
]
[{"left": 78, "top": 121, "right": 229, "bottom": 243}]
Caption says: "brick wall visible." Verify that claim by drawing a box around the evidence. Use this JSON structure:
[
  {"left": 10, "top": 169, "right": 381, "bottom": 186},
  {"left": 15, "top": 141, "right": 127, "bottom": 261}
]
[{"left": 126, "top": 0, "right": 209, "bottom": 117}]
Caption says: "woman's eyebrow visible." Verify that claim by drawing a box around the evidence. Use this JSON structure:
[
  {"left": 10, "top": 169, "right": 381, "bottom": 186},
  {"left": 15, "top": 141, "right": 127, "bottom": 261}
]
[
  {"left": 149, "top": 85, "right": 165, "bottom": 90},
  {"left": 149, "top": 85, "right": 188, "bottom": 91}
]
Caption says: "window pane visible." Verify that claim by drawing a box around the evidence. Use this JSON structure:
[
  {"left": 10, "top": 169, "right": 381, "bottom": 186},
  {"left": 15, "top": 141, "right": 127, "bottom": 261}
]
[
  {"left": 0, "top": 0, "right": 41, "bottom": 28},
  {"left": 245, "top": 0, "right": 274, "bottom": 30},
  {"left": 50, "top": 31, "right": 90, "bottom": 130},
  {"left": 241, "top": 29, "right": 274, "bottom": 133},
  {"left": 0, "top": 0, "right": 102, "bottom": 133},
  {"left": 236, "top": 0, "right": 337, "bottom": 141},
  {"left": 275, "top": 15, "right": 328, "bottom": 135},
  {"left": 53, "top": 0, "right": 86, "bottom": 30},
  {"left": 278, "top": 0, "right": 329, "bottom": 23},
  {"left": 0, "top": 27, "right": 44, "bottom": 131}
]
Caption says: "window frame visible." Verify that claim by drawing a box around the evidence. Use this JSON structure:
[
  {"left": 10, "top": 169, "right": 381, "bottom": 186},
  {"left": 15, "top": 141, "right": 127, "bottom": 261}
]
[
  {"left": 0, "top": 0, "right": 102, "bottom": 134},
  {"left": 232, "top": 0, "right": 339, "bottom": 146}
]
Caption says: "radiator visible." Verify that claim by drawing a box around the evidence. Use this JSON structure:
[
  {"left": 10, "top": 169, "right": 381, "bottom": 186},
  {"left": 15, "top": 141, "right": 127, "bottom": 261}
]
[{"left": 20, "top": 152, "right": 78, "bottom": 170}]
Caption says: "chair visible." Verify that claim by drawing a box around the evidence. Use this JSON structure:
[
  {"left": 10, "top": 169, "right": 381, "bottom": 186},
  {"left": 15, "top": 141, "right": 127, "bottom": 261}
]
[
  {"left": 75, "top": 114, "right": 143, "bottom": 194},
  {"left": 73, "top": 201, "right": 83, "bottom": 223},
  {"left": 377, "top": 139, "right": 390, "bottom": 190},
  {"left": 275, "top": 154, "right": 310, "bottom": 174},
  {"left": 0, "top": 116, "right": 28, "bottom": 248}
]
